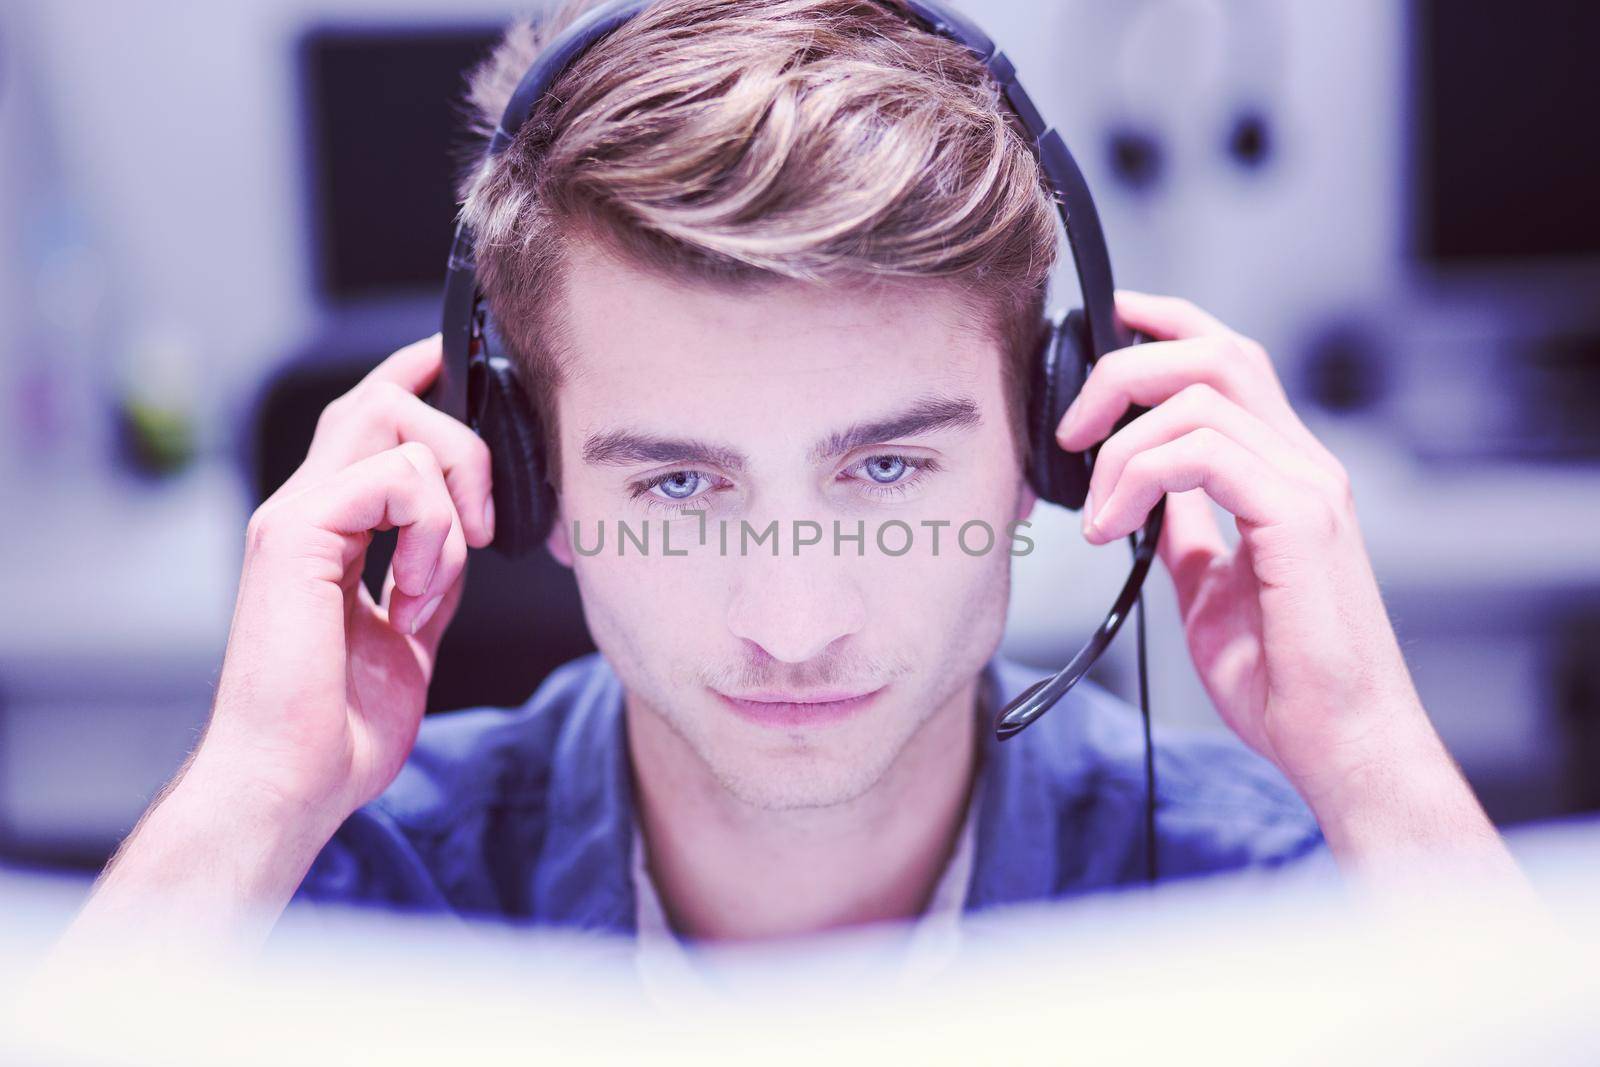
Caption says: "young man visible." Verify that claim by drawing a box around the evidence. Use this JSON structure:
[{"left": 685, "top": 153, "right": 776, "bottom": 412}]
[{"left": 65, "top": 0, "right": 1518, "bottom": 955}]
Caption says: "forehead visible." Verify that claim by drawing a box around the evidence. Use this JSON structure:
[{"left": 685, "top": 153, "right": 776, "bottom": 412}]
[{"left": 554, "top": 241, "right": 1003, "bottom": 421}]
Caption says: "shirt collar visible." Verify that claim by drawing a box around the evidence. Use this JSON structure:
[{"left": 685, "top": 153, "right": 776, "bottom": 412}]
[
  {"left": 965, "top": 657, "right": 1061, "bottom": 912},
  {"left": 529, "top": 660, "right": 638, "bottom": 934}
]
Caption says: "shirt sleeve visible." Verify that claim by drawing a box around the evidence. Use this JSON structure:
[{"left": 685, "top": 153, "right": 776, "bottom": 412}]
[
  {"left": 1147, "top": 725, "right": 1332, "bottom": 883},
  {"left": 288, "top": 802, "right": 452, "bottom": 912}
]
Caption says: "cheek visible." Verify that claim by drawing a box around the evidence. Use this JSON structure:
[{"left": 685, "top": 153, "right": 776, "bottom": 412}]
[
  {"left": 570, "top": 537, "right": 731, "bottom": 668},
  {"left": 876, "top": 534, "right": 1010, "bottom": 629},
  {"left": 870, "top": 463, "right": 1021, "bottom": 649}
]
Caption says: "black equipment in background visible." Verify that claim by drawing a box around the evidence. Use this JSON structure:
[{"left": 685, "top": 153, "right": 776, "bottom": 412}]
[
  {"left": 1413, "top": 0, "right": 1600, "bottom": 265},
  {"left": 1406, "top": 0, "right": 1600, "bottom": 460},
  {"left": 298, "top": 24, "right": 503, "bottom": 302}
]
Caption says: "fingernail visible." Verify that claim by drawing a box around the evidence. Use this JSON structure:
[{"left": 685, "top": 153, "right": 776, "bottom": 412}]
[
  {"left": 1081, "top": 490, "right": 1096, "bottom": 537},
  {"left": 411, "top": 595, "right": 444, "bottom": 635},
  {"left": 483, "top": 496, "right": 496, "bottom": 540},
  {"left": 422, "top": 558, "right": 438, "bottom": 596}
]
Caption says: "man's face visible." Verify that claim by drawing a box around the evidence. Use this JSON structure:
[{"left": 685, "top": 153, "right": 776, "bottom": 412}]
[{"left": 547, "top": 242, "right": 1035, "bottom": 810}]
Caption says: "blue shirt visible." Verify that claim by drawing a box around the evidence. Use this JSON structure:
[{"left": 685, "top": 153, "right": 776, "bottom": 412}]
[{"left": 294, "top": 652, "right": 1325, "bottom": 932}]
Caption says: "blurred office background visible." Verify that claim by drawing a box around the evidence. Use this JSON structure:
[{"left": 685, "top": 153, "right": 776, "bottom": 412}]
[{"left": 0, "top": 0, "right": 1596, "bottom": 876}]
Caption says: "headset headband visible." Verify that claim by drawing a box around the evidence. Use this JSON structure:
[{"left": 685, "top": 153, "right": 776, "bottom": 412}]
[{"left": 436, "top": 0, "right": 1127, "bottom": 425}]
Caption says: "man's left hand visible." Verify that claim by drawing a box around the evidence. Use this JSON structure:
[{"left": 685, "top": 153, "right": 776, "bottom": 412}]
[{"left": 1056, "top": 290, "right": 1520, "bottom": 886}]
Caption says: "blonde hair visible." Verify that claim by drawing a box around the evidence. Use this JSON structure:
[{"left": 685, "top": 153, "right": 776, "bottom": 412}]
[{"left": 459, "top": 0, "right": 1060, "bottom": 478}]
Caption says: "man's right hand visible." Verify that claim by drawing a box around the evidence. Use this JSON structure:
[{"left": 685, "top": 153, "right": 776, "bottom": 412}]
[
  {"left": 199, "top": 333, "right": 495, "bottom": 825},
  {"left": 52, "top": 335, "right": 495, "bottom": 957}
]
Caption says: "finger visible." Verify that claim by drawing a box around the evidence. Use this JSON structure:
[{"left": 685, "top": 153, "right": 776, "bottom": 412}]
[
  {"left": 1114, "top": 291, "right": 1349, "bottom": 475},
  {"left": 402, "top": 401, "right": 494, "bottom": 548},
  {"left": 1086, "top": 383, "right": 1316, "bottom": 521},
  {"left": 1113, "top": 290, "right": 1233, "bottom": 341},
  {"left": 388, "top": 503, "right": 468, "bottom": 639},
  {"left": 381, "top": 558, "right": 471, "bottom": 659},
  {"left": 382, "top": 440, "right": 468, "bottom": 637},
  {"left": 363, "top": 333, "right": 445, "bottom": 394},
  {"left": 295, "top": 444, "right": 458, "bottom": 622},
  {"left": 271, "top": 333, "right": 468, "bottom": 511},
  {"left": 383, "top": 443, "right": 468, "bottom": 634},
  {"left": 1085, "top": 427, "right": 1316, "bottom": 544},
  {"left": 300, "top": 382, "right": 495, "bottom": 547},
  {"left": 1155, "top": 489, "right": 1228, "bottom": 618},
  {"left": 409, "top": 562, "right": 468, "bottom": 659},
  {"left": 1056, "top": 334, "right": 1289, "bottom": 453}
]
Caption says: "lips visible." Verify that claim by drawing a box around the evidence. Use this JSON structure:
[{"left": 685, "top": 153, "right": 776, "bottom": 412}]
[
  {"left": 727, "top": 688, "right": 875, "bottom": 704},
  {"left": 715, "top": 686, "right": 885, "bottom": 728}
]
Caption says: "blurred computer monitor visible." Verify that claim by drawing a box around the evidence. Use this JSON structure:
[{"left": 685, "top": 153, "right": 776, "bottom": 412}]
[
  {"left": 298, "top": 22, "right": 506, "bottom": 304},
  {"left": 1405, "top": 0, "right": 1600, "bottom": 459},
  {"left": 1411, "top": 0, "right": 1600, "bottom": 270}
]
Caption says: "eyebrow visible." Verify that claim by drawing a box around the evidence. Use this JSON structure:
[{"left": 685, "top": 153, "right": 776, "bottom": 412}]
[
  {"left": 806, "top": 394, "right": 981, "bottom": 463},
  {"left": 580, "top": 393, "right": 982, "bottom": 471}
]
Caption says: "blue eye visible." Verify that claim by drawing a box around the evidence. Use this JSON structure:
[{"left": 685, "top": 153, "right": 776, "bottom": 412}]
[
  {"left": 652, "top": 471, "right": 704, "bottom": 500},
  {"left": 635, "top": 455, "right": 933, "bottom": 512},
  {"left": 846, "top": 454, "right": 940, "bottom": 500},
  {"left": 862, "top": 455, "right": 908, "bottom": 484}
]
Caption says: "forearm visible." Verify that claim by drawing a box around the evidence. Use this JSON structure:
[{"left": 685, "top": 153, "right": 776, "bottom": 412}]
[
  {"left": 1296, "top": 709, "right": 1527, "bottom": 896},
  {"left": 54, "top": 751, "right": 343, "bottom": 962}
]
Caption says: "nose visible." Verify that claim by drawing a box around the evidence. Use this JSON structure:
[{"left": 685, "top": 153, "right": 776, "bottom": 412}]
[{"left": 725, "top": 550, "right": 866, "bottom": 664}]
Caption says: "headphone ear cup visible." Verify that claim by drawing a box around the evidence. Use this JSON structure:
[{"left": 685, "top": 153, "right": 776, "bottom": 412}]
[
  {"left": 1026, "top": 310, "right": 1092, "bottom": 510},
  {"left": 477, "top": 354, "right": 556, "bottom": 556}
]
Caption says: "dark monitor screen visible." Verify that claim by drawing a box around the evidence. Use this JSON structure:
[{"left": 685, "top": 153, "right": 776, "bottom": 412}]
[
  {"left": 1413, "top": 0, "right": 1600, "bottom": 264},
  {"left": 299, "top": 24, "right": 504, "bottom": 301}
]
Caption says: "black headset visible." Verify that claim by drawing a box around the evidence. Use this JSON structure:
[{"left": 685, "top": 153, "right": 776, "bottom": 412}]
[{"left": 432, "top": 0, "right": 1167, "bottom": 877}]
